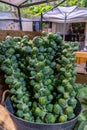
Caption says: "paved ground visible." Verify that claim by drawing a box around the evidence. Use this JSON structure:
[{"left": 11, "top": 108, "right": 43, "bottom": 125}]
[{"left": 0, "top": 104, "right": 16, "bottom": 130}]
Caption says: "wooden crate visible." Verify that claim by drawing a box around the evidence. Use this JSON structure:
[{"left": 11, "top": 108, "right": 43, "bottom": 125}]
[
  {"left": 76, "top": 73, "right": 87, "bottom": 84},
  {"left": 0, "top": 30, "right": 42, "bottom": 41}
]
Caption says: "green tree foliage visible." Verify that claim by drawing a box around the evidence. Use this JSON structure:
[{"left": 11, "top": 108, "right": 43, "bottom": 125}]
[
  {"left": 64, "top": 0, "right": 87, "bottom": 7},
  {"left": 0, "top": 2, "right": 10, "bottom": 11},
  {"left": 21, "top": 3, "right": 52, "bottom": 18},
  {"left": 82, "top": 0, "right": 87, "bottom": 7}
]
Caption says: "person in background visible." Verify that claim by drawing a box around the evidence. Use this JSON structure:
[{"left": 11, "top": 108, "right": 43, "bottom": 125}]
[
  {"left": 78, "top": 35, "right": 85, "bottom": 51},
  {"left": 35, "top": 22, "right": 39, "bottom": 31}
]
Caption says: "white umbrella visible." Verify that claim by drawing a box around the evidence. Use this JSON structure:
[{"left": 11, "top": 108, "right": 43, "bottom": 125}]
[{"left": 43, "top": 6, "right": 87, "bottom": 40}]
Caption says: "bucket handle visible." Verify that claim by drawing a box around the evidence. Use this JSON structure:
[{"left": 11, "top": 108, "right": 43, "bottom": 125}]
[
  {"left": 82, "top": 108, "right": 87, "bottom": 112},
  {"left": 1, "top": 89, "right": 10, "bottom": 106}
]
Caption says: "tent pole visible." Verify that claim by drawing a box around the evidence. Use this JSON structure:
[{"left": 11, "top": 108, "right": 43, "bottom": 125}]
[
  {"left": 40, "top": 13, "right": 43, "bottom": 31},
  {"left": 63, "top": 13, "right": 67, "bottom": 41},
  {"left": 17, "top": 7, "right": 22, "bottom": 30}
]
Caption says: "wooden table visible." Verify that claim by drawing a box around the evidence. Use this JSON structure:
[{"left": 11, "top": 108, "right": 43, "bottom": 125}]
[{"left": 76, "top": 51, "right": 87, "bottom": 64}]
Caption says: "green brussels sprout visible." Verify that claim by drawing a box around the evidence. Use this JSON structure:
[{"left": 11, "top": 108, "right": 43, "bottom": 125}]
[
  {"left": 13, "top": 37, "right": 21, "bottom": 42},
  {"left": 33, "top": 36, "right": 43, "bottom": 47},
  {"left": 10, "top": 88, "right": 16, "bottom": 94},
  {"left": 50, "top": 41, "right": 57, "bottom": 50},
  {"left": 5, "top": 68, "right": 13, "bottom": 75},
  {"left": 62, "top": 79, "right": 69, "bottom": 85},
  {"left": 46, "top": 104, "right": 53, "bottom": 112},
  {"left": 45, "top": 113, "right": 56, "bottom": 123},
  {"left": 37, "top": 55, "right": 44, "bottom": 61},
  {"left": 35, "top": 61, "right": 45, "bottom": 70},
  {"left": 43, "top": 89, "right": 51, "bottom": 96},
  {"left": 47, "top": 55, "right": 54, "bottom": 60},
  {"left": 47, "top": 85, "right": 54, "bottom": 91},
  {"left": 30, "top": 70, "right": 36, "bottom": 77},
  {"left": 61, "top": 56, "right": 70, "bottom": 64},
  {"left": 35, "top": 72, "right": 44, "bottom": 81},
  {"left": 53, "top": 104, "right": 62, "bottom": 115},
  {"left": 24, "top": 115, "right": 31, "bottom": 121},
  {"left": 5, "top": 76, "right": 14, "bottom": 84},
  {"left": 53, "top": 34, "right": 62, "bottom": 44},
  {"left": 32, "top": 47, "right": 38, "bottom": 54},
  {"left": 58, "top": 98, "right": 67, "bottom": 108},
  {"left": 16, "top": 103, "right": 23, "bottom": 109},
  {"left": 23, "top": 35, "right": 29, "bottom": 40},
  {"left": 23, "top": 97, "right": 29, "bottom": 103},
  {"left": 11, "top": 95, "right": 15, "bottom": 101},
  {"left": 47, "top": 32, "right": 54, "bottom": 39},
  {"left": 58, "top": 114, "right": 67, "bottom": 123},
  {"left": 34, "top": 84, "right": 41, "bottom": 91},
  {"left": 16, "top": 110, "right": 24, "bottom": 118},
  {"left": 30, "top": 80, "right": 36, "bottom": 86},
  {"left": 35, "top": 117, "right": 43, "bottom": 123},
  {"left": 6, "top": 48, "right": 15, "bottom": 55},
  {"left": 65, "top": 106, "right": 74, "bottom": 115},
  {"left": 22, "top": 46, "right": 32, "bottom": 53},
  {"left": 16, "top": 94, "right": 23, "bottom": 100},
  {"left": 44, "top": 79, "right": 52, "bottom": 85},
  {"left": 65, "top": 72, "right": 71, "bottom": 78},
  {"left": 47, "top": 95, "right": 53, "bottom": 102},
  {"left": 42, "top": 31, "right": 47, "bottom": 37},
  {"left": 14, "top": 82, "right": 21, "bottom": 89},
  {"left": 50, "top": 62, "right": 56, "bottom": 68},
  {"left": 35, "top": 107, "right": 45, "bottom": 117},
  {"left": 60, "top": 68, "right": 66, "bottom": 73},
  {"left": 43, "top": 66, "right": 53, "bottom": 75},
  {"left": 66, "top": 84, "right": 73, "bottom": 91},
  {"left": 32, "top": 102, "right": 37, "bottom": 108},
  {"left": 62, "top": 49, "right": 67, "bottom": 54},
  {"left": 70, "top": 90, "right": 76, "bottom": 97},
  {"left": 47, "top": 47, "right": 52, "bottom": 53},
  {"left": 68, "top": 98, "right": 77, "bottom": 108},
  {"left": 57, "top": 86, "right": 65, "bottom": 94},
  {"left": 67, "top": 113, "right": 76, "bottom": 120},
  {"left": 39, "top": 96, "right": 47, "bottom": 105},
  {"left": 64, "top": 92, "right": 70, "bottom": 99},
  {"left": 34, "top": 93, "right": 40, "bottom": 99},
  {"left": 39, "top": 46, "right": 45, "bottom": 52}
]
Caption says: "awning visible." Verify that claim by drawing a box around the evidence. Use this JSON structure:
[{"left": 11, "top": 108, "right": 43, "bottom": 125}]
[
  {"left": 0, "top": 0, "right": 62, "bottom": 7},
  {"left": 43, "top": 6, "right": 87, "bottom": 23},
  {"left": 0, "top": 0, "right": 27, "bottom": 7}
]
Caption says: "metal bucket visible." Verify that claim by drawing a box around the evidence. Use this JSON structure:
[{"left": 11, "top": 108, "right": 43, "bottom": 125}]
[{"left": 5, "top": 97, "right": 81, "bottom": 130}]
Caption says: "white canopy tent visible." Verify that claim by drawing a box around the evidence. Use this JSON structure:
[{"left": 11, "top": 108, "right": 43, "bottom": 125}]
[
  {"left": 43, "top": 6, "right": 87, "bottom": 23},
  {"left": 0, "top": 0, "right": 27, "bottom": 7},
  {"left": 43, "top": 6, "right": 87, "bottom": 40},
  {"left": 0, "top": 0, "right": 60, "bottom": 7}
]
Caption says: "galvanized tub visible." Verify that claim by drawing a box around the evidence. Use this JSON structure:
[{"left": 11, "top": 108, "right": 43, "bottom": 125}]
[{"left": 5, "top": 97, "right": 81, "bottom": 130}]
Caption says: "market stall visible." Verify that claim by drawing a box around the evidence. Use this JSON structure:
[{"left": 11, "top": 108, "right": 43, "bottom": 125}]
[
  {"left": 76, "top": 51, "right": 87, "bottom": 64},
  {"left": 43, "top": 6, "right": 87, "bottom": 43}
]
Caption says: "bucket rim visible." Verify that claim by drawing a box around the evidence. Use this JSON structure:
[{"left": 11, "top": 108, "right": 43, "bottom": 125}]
[{"left": 5, "top": 97, "right": 82, "bottom": 126}]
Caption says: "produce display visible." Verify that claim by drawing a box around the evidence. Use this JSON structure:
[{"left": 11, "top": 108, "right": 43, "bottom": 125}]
[
  {"left": 74, "top": 83, "right": 87, "bottom": 130},
  {"left": 0, "top": 32, "right": 78, "bottom": 123}
]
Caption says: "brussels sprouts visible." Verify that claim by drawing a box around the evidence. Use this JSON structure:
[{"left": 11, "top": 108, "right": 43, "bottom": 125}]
[
  {"left": 39, "top": 96, "right": 47, "bottom": 105},
  {"left": 35, "top": 107, "right": 45, "bottom": 117},
  {"left": 53, "top": 104, "right": 62, "bottom": 115},
  {"left": 0, "top": 33, "right": 78, "bottom": 123},
  {"left": 58, "top": 114, "right": 67, "bottom": 123},
  {"left": 16, "top": 110, "right": 24, "bottom": 118},
  {"left": 46, "top": 104, "right": 53, "bottom": 112},
  {"left": 45, "top": 113, "right": 56, "bottom": 123},
  {"left": 58, "top": 98, "right": 67, "bottom": 108}
]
